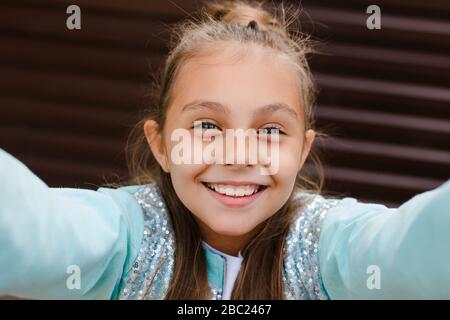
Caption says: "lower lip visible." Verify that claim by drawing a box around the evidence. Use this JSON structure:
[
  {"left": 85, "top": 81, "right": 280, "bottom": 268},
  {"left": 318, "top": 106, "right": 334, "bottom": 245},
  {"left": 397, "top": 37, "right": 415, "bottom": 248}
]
[{"left": 202, "top": 183, "right": 267, "bottom": 208}]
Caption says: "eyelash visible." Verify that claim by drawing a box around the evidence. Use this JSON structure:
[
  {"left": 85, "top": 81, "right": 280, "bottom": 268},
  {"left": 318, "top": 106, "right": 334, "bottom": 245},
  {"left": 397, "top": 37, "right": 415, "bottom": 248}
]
[
  {"left": 192, "top": 120, "right": 285, "bottom": 135},
  {"left": 192, "top": 121, "right": 220, "bottom": 131},
  {"left": 258, "top": 126, "right": 284, "bottom": 135}
]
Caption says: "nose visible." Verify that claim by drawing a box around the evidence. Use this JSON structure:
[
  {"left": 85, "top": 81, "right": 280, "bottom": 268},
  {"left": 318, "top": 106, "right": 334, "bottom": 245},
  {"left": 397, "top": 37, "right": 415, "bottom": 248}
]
[{"left": 222, "top": 130, "right": 260, "bottom": 167}]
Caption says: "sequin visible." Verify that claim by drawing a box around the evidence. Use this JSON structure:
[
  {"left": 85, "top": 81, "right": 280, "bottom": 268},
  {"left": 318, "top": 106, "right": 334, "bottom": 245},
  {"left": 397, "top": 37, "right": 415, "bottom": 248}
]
[
  {"left": 118, "top": 183, "right": 340, "bottom": 300},
  {"left": 118, "top": 184, "right": 175, "bottom": 300},
  {"left": 283, "top": 192, "right": 339, "bottom": 299}
]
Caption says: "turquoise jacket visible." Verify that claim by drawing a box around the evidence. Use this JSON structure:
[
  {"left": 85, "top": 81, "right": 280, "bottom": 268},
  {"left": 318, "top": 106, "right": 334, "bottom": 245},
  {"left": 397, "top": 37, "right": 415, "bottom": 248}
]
[{"left": 0, "top": 148, "right": 449, "bottom": 299}]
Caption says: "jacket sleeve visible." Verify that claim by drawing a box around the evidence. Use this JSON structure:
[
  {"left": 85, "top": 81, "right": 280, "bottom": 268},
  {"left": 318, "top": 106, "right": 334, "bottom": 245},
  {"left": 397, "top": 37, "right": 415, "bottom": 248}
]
[
  {"left": 0, "top": 148, "right": 144, "bottom": 299},
  {"left": 319, "top": 179, "right": 450, "bottom": 299}
]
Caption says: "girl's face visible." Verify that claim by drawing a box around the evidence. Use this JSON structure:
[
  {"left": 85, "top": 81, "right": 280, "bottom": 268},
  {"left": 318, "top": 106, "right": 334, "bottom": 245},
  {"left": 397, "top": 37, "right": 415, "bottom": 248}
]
[{"left": 146, "top": 44, "right": 315, "bottom": 251}]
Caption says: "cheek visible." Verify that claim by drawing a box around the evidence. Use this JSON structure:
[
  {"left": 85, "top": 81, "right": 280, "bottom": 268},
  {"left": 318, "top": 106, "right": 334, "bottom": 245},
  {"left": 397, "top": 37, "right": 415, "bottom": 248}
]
[
  {"left": 165, "top": 128, "right": 211, "bottom": 165},
  {"left": 169, "top": 163, "right": 205, "bottom": 194},
  {"left": 166, "top": 161, "right": 211, "bottom": 217},
  {"left": 275, "top": 138, "right": 304, "bottom": 171},
  {"left": 265, "top": 140, "right": 302, "bottom": 196},
  {"left": 166, "top": 131, "right": 208, "bottom": 180}
]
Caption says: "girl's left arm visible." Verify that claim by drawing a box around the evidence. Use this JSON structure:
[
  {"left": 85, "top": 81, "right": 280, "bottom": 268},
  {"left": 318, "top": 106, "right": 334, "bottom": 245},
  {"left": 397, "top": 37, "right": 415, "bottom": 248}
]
[{"left": 319, "top": 180, "right": 450, "bottom": 299}]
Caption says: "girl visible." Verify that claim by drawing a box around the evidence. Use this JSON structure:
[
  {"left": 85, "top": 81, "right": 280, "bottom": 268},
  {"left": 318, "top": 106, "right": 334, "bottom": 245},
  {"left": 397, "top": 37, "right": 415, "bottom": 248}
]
[{"left": 0, "top": 0, "right": 449, "bottom": 300}]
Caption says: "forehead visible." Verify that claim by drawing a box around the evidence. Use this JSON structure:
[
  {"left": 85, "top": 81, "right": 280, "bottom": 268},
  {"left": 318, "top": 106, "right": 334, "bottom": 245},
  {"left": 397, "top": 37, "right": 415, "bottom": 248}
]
[{"left": 169, "top": 44, "right": 302, "bottom": 114}]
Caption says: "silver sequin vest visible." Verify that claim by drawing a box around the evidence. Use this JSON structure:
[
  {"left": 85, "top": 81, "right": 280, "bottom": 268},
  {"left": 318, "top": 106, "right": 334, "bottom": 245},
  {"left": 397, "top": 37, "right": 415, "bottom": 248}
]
[{"left": 118, "top": 183, "right": 339, "bottom": 300}]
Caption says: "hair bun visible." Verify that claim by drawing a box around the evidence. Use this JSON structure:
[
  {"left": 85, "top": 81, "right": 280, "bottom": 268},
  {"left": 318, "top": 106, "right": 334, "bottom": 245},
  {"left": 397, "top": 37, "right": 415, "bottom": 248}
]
[{"left": 206, "top": 0, "right": 282, "bottom": 32}]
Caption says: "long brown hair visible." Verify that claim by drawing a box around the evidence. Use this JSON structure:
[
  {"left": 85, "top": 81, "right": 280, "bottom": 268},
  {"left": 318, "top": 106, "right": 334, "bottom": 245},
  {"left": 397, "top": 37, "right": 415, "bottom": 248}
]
[{"left": 122, "top": 0, "right": 324, "bottom": 299}]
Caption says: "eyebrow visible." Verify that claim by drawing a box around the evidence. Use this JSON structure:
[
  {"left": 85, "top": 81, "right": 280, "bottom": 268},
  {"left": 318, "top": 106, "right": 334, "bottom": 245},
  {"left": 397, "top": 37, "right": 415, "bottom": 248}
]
[{"left": 181, "top": 99, "right": 298, "bottom": 119}]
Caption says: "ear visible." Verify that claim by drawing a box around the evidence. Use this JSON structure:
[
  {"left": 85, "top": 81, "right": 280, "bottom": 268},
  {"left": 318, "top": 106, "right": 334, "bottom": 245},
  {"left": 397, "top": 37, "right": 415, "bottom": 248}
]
[
  {"left": 144, "top": 119, "right": 170, "bottom": 173},
  {"left": 298, "top": 129, "right": 316, "bottom": 170}
]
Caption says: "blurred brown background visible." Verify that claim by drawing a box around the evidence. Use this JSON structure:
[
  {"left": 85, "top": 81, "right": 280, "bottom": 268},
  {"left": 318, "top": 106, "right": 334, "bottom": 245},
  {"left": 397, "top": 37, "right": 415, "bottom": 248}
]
[{"left": 0, "top": 0, "right": 449, "bottom": 207}]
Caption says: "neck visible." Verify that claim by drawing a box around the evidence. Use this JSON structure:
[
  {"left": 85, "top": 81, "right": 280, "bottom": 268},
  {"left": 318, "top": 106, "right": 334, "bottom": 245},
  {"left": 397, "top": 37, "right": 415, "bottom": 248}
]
[
  {"left": 196, "top": 220, "right": 256, "bottom": 257},
  {"left": 203, "top": 235, "right": 247, "bottom": 257}
]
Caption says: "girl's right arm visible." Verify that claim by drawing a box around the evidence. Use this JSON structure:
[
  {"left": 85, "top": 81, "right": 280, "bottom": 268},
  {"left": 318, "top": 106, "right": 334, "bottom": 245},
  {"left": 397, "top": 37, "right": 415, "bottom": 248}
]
[{"left": 0, "top": 148, "right": 144, "bottom": 299}]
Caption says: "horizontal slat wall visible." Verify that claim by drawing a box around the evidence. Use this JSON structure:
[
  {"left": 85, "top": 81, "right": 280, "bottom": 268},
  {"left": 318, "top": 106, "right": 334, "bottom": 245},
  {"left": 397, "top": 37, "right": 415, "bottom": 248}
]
[
  {"left": 0, "top": 0, "right": 171, "bottom": 188},
  {"left": 0, "top": 0, "right": 448, "bottom": 207},
  {"left": 300, "top": 0, "right": 450, "bottom": 205}
]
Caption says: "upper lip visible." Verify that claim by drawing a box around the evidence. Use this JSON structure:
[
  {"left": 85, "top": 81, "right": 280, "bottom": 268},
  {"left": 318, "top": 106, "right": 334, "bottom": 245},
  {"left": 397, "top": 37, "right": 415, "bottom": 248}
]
[{"left": 202, "top": 181, "right": 267, "bottom": 186}]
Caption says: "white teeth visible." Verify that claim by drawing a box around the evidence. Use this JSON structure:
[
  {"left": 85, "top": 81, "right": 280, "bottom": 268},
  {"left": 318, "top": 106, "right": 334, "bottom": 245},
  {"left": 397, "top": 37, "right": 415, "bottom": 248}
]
[{"left": 205, "top": 183, "right": 262, "bottom": 197}]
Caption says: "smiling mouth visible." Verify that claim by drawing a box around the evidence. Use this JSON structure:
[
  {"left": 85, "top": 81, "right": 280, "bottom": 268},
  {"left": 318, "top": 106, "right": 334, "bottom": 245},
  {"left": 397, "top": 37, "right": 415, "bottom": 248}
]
[{"left": 201, "top": 182, "right": 267, "bottom": 197}]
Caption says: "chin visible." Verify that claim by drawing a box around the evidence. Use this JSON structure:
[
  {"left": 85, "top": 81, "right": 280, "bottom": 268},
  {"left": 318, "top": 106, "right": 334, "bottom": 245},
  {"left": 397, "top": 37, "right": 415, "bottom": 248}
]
[{"left": 207, "top": 220, "right": 258, "bottom": 237}]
